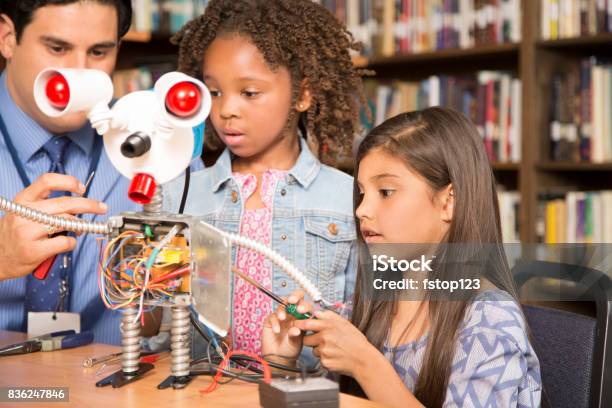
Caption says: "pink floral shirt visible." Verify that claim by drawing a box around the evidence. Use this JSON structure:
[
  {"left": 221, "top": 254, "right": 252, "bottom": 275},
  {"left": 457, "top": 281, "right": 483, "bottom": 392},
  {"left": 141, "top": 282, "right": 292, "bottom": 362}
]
[{"left": 231, "top": 169, "right": 287, "bottom": 354}]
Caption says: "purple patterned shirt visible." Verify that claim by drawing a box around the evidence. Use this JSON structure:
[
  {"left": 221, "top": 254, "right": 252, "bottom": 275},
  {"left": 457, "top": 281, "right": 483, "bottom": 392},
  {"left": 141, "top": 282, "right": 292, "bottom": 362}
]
[{"left": 384, "top": 290, "right": 541, "bottom": 407}]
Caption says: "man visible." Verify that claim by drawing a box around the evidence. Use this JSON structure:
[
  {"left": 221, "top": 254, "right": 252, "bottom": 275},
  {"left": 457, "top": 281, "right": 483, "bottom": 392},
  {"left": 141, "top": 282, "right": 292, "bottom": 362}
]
[{"left": 0, "top": 1, "right": 195, "bottom": 345}]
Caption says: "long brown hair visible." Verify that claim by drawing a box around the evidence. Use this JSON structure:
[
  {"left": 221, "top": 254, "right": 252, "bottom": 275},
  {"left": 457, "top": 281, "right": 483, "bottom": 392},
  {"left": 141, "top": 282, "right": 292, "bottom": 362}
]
[{"left": 341, "top": 107, "right": 520, "bottom": 407}]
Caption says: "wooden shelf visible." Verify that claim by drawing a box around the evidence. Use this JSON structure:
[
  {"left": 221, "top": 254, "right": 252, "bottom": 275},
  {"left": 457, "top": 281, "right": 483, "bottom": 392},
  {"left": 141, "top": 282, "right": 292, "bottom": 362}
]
[
  {"left": 536, "top": 162, "right": 612, "bottom": 171},
  {"left": 124, "top": 31, "right": 152, "bottom": 42},
  {"left": 124, "top": 31, "right": 177, "bottom": 44},
  {"left": 537, "top": 33, "right": 612, "bottom": 48},
  {"left": 337, "top": 159, "right": 520, "bottom": 174},
  {"left": 358, "top": 43, "right": 519, "bottom": 69},
  {"left": 492, "top": 162, "right": 520, "bottom": 171},
  {"left": 352, "top": 55, "right": 369, "bottom": 68}
]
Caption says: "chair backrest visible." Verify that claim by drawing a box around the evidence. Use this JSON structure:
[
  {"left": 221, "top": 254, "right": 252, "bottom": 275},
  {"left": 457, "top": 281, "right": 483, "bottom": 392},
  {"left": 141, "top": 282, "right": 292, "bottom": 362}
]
[
  {"left": 513, "top": 260, "right": 612, "bottom": 408},
  {"left": 523, "top": 304, "right": 596, "bottom": 408}
]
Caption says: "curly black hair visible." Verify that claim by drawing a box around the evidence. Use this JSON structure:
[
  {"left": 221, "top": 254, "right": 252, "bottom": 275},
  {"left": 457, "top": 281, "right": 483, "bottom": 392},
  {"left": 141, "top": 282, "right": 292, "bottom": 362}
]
[{"left": 172, "top": 0, "right": 368, "bottom": 160}]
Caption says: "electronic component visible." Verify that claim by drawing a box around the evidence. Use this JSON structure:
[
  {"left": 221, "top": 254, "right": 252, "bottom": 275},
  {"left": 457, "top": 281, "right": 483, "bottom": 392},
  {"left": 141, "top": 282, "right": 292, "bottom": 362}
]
[
  {"left": 100, "top": 215, "right": 232, "bottom": 333},
  {"left": 259, "top": 377, "right": 339, "bottom": 408}
]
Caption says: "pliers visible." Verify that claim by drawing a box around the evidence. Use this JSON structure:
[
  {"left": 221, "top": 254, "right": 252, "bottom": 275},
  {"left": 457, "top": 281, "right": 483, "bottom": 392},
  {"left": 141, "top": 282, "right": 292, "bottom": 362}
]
[{"left": 0, "top": 330, "right": 93, "bottom": 356}]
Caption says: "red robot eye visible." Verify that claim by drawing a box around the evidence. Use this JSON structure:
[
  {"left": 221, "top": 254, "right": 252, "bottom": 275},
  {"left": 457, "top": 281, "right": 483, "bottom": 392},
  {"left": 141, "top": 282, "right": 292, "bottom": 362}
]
[
  {"left": 165, "top": 81, "right": 201, "bottom": 118},
  {"left": 45, "top": 73, "right": 70, "bottom": 109}
]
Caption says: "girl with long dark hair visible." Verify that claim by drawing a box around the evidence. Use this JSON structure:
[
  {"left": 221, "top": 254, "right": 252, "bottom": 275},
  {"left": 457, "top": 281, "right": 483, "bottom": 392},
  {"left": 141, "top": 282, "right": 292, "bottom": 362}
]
[{"left": 262, "top": 107, "right": 541, "bottom": 407}]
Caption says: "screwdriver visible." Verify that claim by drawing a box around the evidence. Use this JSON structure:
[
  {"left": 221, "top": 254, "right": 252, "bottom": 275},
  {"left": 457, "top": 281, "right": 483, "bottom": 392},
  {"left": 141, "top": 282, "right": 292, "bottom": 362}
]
[
  {"left": 83, "top": 351, "right": 159, "bottom": 368},
  {"left": 82, "top": 351, "right": 122, "bottom": 368},
  {"left": 233, "top": 268, "right": 312, "bottom": 320}
]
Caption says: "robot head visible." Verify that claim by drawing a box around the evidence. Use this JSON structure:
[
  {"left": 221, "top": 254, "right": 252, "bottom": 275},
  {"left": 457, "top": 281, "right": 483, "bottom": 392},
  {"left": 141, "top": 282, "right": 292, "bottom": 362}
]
[{"left": 34, "top": 69, "right": 212, "bottom": 205}]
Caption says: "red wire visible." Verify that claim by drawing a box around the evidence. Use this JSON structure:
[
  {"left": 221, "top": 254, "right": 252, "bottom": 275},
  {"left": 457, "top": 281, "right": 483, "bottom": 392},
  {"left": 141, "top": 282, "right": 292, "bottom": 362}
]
[
  {"left": 148, "top": 265, "right": 190, "bottom": 284},
  {"left": 140, "top": 354, "right": 160, "bottom": 363},
  {"left": 199, "top": 350, "right": 271, "bottom": 394}
]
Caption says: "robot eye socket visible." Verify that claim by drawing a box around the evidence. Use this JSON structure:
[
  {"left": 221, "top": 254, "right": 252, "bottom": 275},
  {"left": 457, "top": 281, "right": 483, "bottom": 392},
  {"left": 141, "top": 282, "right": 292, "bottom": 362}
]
[
  {"left": 45, "top": 73, "right": 70, "bottom": 109},
  {"left": 165, "top": 81, "right": 201, "bottom": 118}
]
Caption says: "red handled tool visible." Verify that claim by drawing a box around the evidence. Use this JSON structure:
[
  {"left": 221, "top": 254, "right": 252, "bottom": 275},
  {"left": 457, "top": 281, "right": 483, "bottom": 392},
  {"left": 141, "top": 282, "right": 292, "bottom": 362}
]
[
  {"left": 33, "top": 256, "right": 58, "bottom": 279},
  {"left": 33, "top": 171, "right": 95, "bottom": 280}
]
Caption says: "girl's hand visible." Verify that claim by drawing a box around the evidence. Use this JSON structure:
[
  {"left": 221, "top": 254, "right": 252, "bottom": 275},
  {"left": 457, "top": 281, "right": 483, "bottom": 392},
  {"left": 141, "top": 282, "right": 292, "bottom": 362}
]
[
  {"left": 293, "top": 309, "right": 377, "bottom": 377},
  {"left": 261, "top": 290, "right": 314, "bottom": 364}
]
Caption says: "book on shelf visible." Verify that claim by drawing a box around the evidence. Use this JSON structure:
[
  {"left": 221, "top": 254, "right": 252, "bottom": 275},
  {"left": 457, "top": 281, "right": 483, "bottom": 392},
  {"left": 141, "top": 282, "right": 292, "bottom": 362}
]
[
  {"left": 364, "top": 70, "right": 521, "bottom": 163},
  {"left": 131, "top": 0, "right": 209, "bottom": 35},
  {"left": 498, "top": 190, "right": 521, "bottom": 243},
  {"left": 318, "top": 0, "right": 521, "bottom": 58},
  {"left": 541, "top": 0, "right": 612, "bottom": 40},
  {"left": 548, "top": 57, "right": 612, "bottom": 163},
  {"left": 538, "top": 190, "right": 612, "bottom": 243}
]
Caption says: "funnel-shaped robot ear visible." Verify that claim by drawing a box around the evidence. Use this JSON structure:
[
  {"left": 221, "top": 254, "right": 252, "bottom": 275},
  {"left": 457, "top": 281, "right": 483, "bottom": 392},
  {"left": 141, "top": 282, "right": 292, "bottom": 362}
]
[
  {"left": 154, "top": 72, "right": 212, "bottom": 128},
  {"left": 34, "top": 68, "right": 113, "bottom": 117}
]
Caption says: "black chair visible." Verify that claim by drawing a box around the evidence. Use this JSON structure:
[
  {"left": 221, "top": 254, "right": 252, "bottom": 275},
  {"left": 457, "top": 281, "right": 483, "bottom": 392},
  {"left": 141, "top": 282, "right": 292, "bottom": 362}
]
[{"left": 513, "top": 260, "right": 612, "bottom": 408}]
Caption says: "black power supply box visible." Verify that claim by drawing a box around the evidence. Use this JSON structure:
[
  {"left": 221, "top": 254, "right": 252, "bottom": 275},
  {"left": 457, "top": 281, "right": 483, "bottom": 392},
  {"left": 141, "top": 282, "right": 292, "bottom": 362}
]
[{"left": 259, "top": 376, "right": 339, "bottom": 408}]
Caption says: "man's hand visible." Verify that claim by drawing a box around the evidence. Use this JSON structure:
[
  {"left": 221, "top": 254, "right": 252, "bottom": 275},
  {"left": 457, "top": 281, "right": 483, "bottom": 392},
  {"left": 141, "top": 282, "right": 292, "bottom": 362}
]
[{"left": 0, "top": 173, "right": 108, "bottom": 280}]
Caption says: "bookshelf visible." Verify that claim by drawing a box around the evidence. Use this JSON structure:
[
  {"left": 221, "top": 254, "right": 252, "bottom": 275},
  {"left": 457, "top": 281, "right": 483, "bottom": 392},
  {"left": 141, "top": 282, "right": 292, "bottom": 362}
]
[
  {"left": 530, "top": 0, "right": 612, "bottom": 244},
  {"left": 358, "top": 42, "right": 520, "bottom": 68},
  {"left": 345, "top": 0, "right": 612, "bottom": 244},
  {"left": 538, "top": 32, "right": 612, "bottom": 49},
  {"left": 2, "top": 1, "right": 611, "bottom": 244},
  {"left": 536, "top": 162, "right": 612, "bottom": 171}
]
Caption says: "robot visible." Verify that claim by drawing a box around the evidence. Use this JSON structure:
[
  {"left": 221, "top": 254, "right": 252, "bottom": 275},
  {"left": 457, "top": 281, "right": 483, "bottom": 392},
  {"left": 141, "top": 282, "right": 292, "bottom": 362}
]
[{"left": 0, "top": 68, "right": 331, "bottom": 389}]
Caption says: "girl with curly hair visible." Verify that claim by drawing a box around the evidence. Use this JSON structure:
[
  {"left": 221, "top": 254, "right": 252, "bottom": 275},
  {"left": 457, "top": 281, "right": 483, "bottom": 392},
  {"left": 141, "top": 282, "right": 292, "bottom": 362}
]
[{"left": 165, "top": 0, "right": 367, "bottom": 356}]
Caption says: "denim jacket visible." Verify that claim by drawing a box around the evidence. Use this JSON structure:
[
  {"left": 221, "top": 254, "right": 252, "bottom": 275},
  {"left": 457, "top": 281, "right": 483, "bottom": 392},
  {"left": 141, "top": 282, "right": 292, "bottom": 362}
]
[{"left": 163, "top": 137, "right": 357, "bottom": 307}]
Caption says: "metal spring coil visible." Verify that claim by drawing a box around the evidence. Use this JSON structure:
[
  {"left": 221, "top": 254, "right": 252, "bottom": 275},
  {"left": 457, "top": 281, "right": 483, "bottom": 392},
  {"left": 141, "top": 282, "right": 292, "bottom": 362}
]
[
  {"left": 170, "top": 306, "right": 191, "bottom": 377},
  {"left": 143, "top": 187, "right": 163, "bottom": 215},
  {"left": 121, "top": 307, "right": 141, "bottom": 374},
  {"left": 224, "top": 231, "right": 325, "bottom": 304},
  {"left": 0, "top": 196, "right": 110, "bottom": 235}
]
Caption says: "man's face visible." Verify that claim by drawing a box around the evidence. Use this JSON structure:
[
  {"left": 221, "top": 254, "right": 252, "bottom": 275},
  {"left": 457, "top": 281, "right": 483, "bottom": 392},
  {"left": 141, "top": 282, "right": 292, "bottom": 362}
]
[{"left": 0, "top": 2, "right": 119, "bottom": 134}]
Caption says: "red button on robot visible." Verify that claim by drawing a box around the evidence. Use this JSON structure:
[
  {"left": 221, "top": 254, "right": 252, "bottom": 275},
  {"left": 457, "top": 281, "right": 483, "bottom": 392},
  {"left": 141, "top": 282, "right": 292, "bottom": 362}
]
[{"left": 128, "top": 173, "right": 157, "bottom": 204}]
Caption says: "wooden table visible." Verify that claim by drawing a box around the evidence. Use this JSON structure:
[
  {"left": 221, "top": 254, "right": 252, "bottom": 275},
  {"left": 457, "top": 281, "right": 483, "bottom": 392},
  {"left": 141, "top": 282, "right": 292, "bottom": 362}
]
[{"left": 0, "top": 331, "right": 385, "bottom": 407}]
